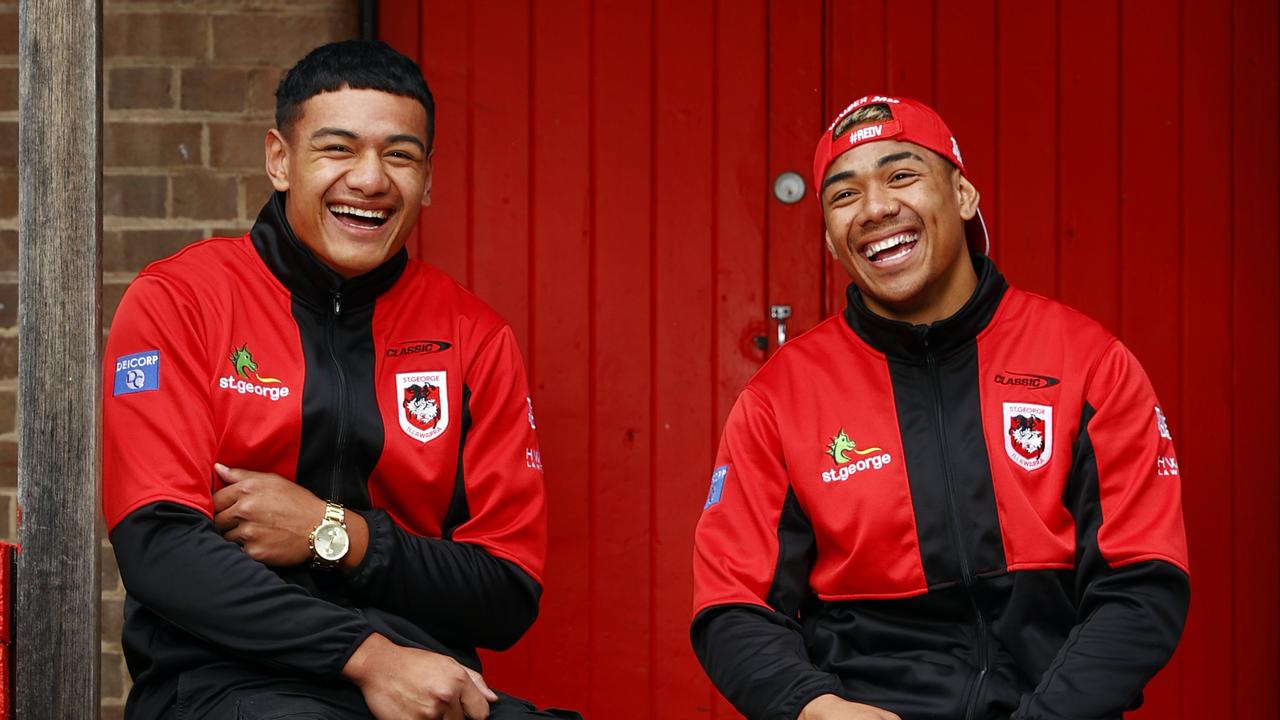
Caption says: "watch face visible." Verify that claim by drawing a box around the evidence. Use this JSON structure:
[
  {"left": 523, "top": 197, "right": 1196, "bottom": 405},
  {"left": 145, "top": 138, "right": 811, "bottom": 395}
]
[{"left": 314, "top": 522, "right": 349, "bottom": 561}]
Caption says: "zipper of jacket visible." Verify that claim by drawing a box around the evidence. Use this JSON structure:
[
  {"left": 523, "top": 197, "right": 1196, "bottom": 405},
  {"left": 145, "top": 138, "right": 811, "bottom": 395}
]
[
  {"left": 326, "top": 290, "right": 349, "bottom": 502},
  {"left": 923, "top": 337, "right": 989, "bottom": 720}
]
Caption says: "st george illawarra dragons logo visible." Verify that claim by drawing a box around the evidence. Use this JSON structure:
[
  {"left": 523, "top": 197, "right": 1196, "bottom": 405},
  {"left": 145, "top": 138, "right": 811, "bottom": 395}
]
[
  {"left": 1003, "top": 402, "right": 1053, "bottom": 471},
  {"left": 397, "top": 371, "right": 449, "bottom": 443}
]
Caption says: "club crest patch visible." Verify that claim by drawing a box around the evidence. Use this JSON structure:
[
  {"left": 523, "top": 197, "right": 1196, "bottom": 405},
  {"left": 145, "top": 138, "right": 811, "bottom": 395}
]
[
  {"left": 397, "top": 371, "right": 449, "bottom": 443},
  {"left": 1003, "top": 402, "right": 1053, "bottom": 471}
]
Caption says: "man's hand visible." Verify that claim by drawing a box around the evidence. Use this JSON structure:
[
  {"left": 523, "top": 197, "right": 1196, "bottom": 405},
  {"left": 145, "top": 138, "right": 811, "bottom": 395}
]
[
  {"left": 212, "top": 464, "right": 325, "bottom": 566},
  {"left": 798, "top": 694, "right": 902, "bottom": 720},
  {"left": 343, "top": 632, "right": 498, "bottom": 719}
]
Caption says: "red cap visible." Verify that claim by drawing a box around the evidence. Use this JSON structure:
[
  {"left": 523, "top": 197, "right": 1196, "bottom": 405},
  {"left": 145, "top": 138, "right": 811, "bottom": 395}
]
[{"left": 813, "top": 95, "right": 989, "bottom": 255}]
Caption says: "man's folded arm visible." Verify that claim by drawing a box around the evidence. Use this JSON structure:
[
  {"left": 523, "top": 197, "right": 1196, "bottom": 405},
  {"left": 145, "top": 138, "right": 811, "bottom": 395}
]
[
  {"left": 111, "top": 501, "right": 374, "bottom": 676},
  {"left": 343, "top": 323, "right": 548, "bottom": 650},
  {"left": 343, "top": 508, "right": 540, "bottom": 650},
  {"left": 693, "top": 604, "right": 843, "bottom": 720},
  {"left": 1015, "top": 341, "right": 1191, "bottom": 719}
]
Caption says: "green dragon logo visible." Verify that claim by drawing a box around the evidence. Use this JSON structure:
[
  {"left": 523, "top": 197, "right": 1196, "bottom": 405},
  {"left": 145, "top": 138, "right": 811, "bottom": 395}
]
[
  {"left": 826, "top": 429, "right": 881, "bottom": 465},
  {"left": 229, "top": 344, "right": 281, "bottom": 384}
]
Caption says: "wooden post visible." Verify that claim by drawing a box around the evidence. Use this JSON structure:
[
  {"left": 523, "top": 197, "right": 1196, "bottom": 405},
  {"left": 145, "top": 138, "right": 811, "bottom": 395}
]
[{"left": 15, "top": 0, "right": 103, "bottom": 717}]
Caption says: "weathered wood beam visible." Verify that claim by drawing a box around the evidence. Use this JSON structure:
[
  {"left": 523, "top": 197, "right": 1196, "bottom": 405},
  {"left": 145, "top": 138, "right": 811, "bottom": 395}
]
[{"left": 16, "top": 0, "right": 103, "bottom": 716}]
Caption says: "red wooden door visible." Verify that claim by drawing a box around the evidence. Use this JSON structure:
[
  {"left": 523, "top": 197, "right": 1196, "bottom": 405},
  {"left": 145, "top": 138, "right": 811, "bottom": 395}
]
[{"left": 380, "top": 2, "right": 1279, "bottom": 718}]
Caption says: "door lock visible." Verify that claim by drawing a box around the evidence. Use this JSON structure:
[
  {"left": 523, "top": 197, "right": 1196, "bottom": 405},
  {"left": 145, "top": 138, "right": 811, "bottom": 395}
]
[{"left": 770, "top": 304, "right": 792, "bottom": 346}]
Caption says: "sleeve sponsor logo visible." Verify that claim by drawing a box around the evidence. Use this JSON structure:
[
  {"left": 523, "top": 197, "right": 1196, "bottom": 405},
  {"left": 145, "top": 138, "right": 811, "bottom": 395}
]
[
  {"left": 525, "top": 448, "right": 543, "bottom": 471},
  {"left": 704, "top": 465, "right": 728, "bottom": 509},
  {"left": 113, "top": 350, "right": 160, "bottom": 396},
  {"left": 822, "top": 429, "right": 892, "bottom": 483},
  {"left": 1155, "top": 405, "right": 1172, "bottom": 440},
  {"left": 1003, "top": 402, "right": 1053, "bottom": 471}
]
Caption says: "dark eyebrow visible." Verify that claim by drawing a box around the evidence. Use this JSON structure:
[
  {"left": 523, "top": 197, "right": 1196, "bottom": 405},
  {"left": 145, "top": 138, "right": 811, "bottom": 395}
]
[
  {"left": 820, "top": 170, "right": 856, "bottom": 193},
  {"left": 877, "top": 150, "right": 926, "bottom": 167},
  {"left": 386, "top": 133, "right": 426, "bottom": 152},
  {"left": 311, "top": 127, "right": 358, "bottom": 141}
]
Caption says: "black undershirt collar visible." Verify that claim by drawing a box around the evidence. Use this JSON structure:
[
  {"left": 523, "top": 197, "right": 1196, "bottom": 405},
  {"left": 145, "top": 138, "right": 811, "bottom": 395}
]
[
  {"left": 249, "top": 191, "right": 408, "bottom": 313},
  {"left": 842, "top": 253, "right": 1008, "bottom": 360}
]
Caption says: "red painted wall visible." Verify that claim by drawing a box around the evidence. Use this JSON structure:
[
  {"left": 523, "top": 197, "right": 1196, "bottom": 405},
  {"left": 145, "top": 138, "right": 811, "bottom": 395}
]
[{"left": 380, "top": 1, "right": 1280, "bottom": 717}]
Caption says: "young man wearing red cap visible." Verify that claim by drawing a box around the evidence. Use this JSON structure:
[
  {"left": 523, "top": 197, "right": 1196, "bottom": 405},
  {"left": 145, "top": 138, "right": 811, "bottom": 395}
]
[{"left": 690, "top": 96, "right": 1190, "bottom": 720}]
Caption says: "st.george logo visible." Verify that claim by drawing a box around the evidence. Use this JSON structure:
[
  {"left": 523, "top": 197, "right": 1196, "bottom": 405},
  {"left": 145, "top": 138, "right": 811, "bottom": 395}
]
[
  {"left": 1003, "top": 402, "right": 1053, "bottom": 470},
  {"left": 397, "top": 371, "right": 449, "bottom": 443},
  {"left": 822, "top": 429, "right": 892, "bottom": 483}
]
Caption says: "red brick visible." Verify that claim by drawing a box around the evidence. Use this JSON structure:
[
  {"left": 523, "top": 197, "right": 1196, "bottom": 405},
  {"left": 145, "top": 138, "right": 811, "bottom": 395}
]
[
  {"left": 100, "top": 647, "right": 125, "bottom": 700},
  {"left": 101, "top": 595, "right": 125, "bottom": 647},
  {"left": 104, "top": 282, "right": 129, "bottom": 329},
  {"left": 104, "top": 175, "right": 167, "bottom": 218},
  {"left": 172, "top": 172, "right": 239, "bottom": 219},
  {"left": 212, "top": 226, "right": 250, "bottom": 239},
  {"left": 104, "top": 13, "right": 208, "bottom": 59},
  {"left": 0, "top": 12, "right": 16, "bottom": 57},
  {"left": 0, "top": 494, "right": 12, "bottom": 542},
  {"left": 105, "top": 229, "right": 204, "bottom": 273},
  {"left": 108, "top": 66, "right": 174, "bottom": 110},
  {"left": 0, "top": 67, "right": 16, "bottom": 112},
  {"left": 0, "top": 230, "right": 14, "bottom": 272},
  {"left": 0, "top": 442, "right": 14, "bottom": 489},
  {"left": 0, "top": 335, "right": 16, "bottom": 379},
  {"left": 0, "top": 172, "right": 15, "bottom": 218},
  {"left": 105, "top": 122, "right": 201, "bottom": 168},
  {"left": 0, "top": 283, "right": 14, "bottom": 329},
  {"left": 248, "top": 68, "right": 283, "bottom": 114},
  {"left": 0, "top": 123, "right": 16, "bottom": 168},
  {"left": 212, "top": 14, "right": 355, "bottom": 65},
  {"left": 100, "top": 542, "right": 122, "bottom": 593},
  {"left": 181, "top": 67, "right": 250, "bottom": 113},
  {"left": 242, "top": 174, "right": 277, "bottom": 214},
  {"left": 209, "top": 122, "right": 270, "bottom": 170}
]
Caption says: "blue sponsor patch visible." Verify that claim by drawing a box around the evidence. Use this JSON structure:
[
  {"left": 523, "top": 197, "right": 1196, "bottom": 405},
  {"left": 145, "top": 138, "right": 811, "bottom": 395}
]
[
  {"left": 704, "top": 465, "right": 728, "bottom": 509},
  {"left": 113, "top": 350, "right": 160, "bottom": 396}
]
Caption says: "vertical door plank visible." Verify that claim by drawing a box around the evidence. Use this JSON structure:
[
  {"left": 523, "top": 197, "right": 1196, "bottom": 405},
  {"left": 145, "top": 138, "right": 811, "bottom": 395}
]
[
  {"left": 488, "top": 0, "right": 594, "bottom": 708},
  {"left": 934, "top": 0, "right": 996, "bottom": 258},
  {"left": 652, "top": 0, "right": 715, "bottom": 712},
  {"left": 418, "top": 2, "right": 473, "bottom": 282},
  {"left": 469, "top": 0, "right": 531, "bottom": 348},
  {"left": 884, "top": 0, "right": 935, "bottom": 103},
  {"left": 1175, "top": 2, "right": 1234, "bottom": 716},
  {"left": 767, "top": 0, "right": 826, "bottom": 342},
  {"left": 591, "top": 1, "right": 655, "bottom": 716},
  {"left": 823, "top": 0, "right": 888, "bottom": 314},
  {"left": 1231, "top": 0, "right": 1280, "bottom": 716},
  {"left": 710, "top": 2, "right": 768, "bottom": 716},
  {"left": 1056, "top": 1, "right": 1120, "bottom": 334},
  {"left": 1118, "top": 4, "right": 1183, "bottom": 715},
  {"left": 994, "top": 1, "right": 1056, "bottom": 294}
]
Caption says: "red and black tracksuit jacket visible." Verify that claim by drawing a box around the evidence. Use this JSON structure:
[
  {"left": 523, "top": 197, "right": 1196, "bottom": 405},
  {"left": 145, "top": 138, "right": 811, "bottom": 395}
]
[
  {"left": 691, "top": 256, "right": 1190, "bottom": 720},
  {"left": 102, "top": 194, "right": 548, "bottom": 718}
]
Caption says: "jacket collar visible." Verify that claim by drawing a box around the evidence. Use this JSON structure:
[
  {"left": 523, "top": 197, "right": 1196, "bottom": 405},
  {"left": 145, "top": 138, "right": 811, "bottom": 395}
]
[
  {"left": 249, "top": 192, "right": 407, "bottom": 313},
  {"left": 842, "top": 254, "right": 1008, "bottom": 359}
]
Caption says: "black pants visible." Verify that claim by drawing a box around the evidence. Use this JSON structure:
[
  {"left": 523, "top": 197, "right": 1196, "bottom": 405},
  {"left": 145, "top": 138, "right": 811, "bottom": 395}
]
[{"left": 167, "top": 666, "right": 582, "bottom": 720}]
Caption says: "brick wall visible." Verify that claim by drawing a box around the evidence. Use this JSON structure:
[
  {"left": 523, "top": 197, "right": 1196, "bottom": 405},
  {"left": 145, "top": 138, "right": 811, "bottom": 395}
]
[{"left": 0, "top": 1, "right": 359, "bottom": 716}]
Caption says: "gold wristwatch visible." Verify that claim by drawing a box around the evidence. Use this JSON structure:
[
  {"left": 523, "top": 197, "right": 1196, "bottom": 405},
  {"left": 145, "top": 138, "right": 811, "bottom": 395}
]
[{"left": 308, "top": 502, "right": 349, "bottom": 569}]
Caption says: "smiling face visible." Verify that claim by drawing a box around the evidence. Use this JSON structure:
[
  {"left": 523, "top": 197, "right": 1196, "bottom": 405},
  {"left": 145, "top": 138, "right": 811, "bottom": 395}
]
[
  {"left": 265, "top": 87, "right": 432, "bottom": 278},
  {"left": 820, "top": 137, "right": 980, "bottom": 325}
]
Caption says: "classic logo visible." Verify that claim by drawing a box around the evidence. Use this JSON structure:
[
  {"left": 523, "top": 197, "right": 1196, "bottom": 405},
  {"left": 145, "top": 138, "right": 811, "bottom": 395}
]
[
  {"left": 822, "top": 429, "right": 892, "bottom": 483},
  {"left": 385, "top": 339, "right": 452, "bottom": 358},
  {"left": 113, "top": 350, "right": 160, "bottom": 396},
  {"left": 950, "top": 136, "right": 963, "bottom": 164},
  {"left": 397, "top": 371, "right": 449, "bottom": 443},
  {"left": 218, "top": 344, "right": 290, "bottom": 401},
  {"left": 1003, "top": 402, "right": 1053, "bottom": 470},
  {"left": 993, "top": 371, "right": 1060, "bottom": 389}
]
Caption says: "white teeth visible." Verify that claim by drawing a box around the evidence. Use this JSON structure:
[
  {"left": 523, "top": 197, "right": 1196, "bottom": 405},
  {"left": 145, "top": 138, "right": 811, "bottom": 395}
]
[
  {"left": 329, "top": 204, "right": 388, "bottom": 220},
  {"left": 862, "top": 232, "right": 918, "bottom": 259}
]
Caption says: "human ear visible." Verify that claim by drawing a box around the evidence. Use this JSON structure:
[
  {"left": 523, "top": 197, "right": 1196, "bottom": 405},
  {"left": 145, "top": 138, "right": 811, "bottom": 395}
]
[
  {"left": 265, "top": 128, "right": 291, "bottom": 192},
  {"left": 955, "top": 172, "right": 980, "bottom": 221},
  {"left": 421, "top": 149, "right": 435, "bottom": 208}
]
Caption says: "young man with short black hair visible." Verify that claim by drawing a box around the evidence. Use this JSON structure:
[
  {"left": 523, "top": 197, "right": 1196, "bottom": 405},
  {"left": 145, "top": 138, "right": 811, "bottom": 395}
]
[
  {"left": 104, "top": 40, "right": 578, "bottom": 720},
  {"left": 691, "top": 95, "right": 1189, "bottom": 720}
]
